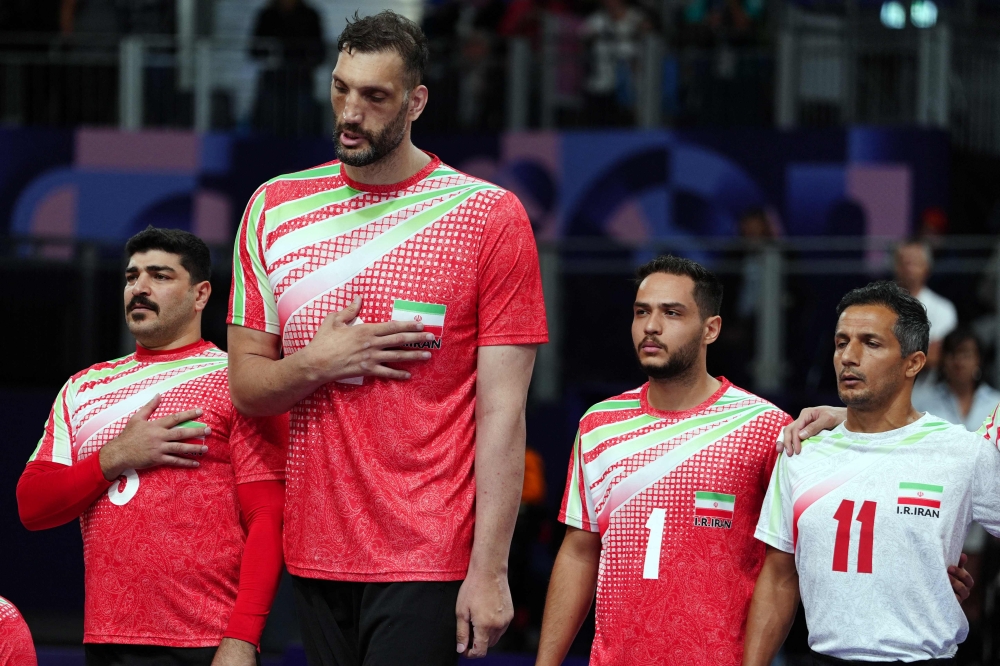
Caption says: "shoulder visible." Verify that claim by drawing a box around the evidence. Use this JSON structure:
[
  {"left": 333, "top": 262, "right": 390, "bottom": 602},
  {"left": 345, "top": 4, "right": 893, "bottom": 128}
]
[
  {"left": 69, "top": 354, "right": 136, "bottom": 394},
  {"left": 434, "top": 162, "right": 510, "bottom": 199},
  {"left": 253, "top": 160, "right": 344, "bottom": 204},
  {"left": 918, "top": 415, "right": 983, "bottom": 448},
  {"left": 579, "top": 386, "right": 644, "bottom": 430},
  {"left": 719, "top": 382, "right": 792, "bottom": 424}
]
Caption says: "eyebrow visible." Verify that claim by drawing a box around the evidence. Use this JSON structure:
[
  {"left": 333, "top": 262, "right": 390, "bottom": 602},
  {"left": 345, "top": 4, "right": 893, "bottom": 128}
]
[
  {"left": 126, "top": 265, "right": 177, "bottom": 273},
  {"left": 634, "top": 301, "right": 688, "bottom": 310},
  {"left": 332, "top": 76, "right": 393, "bottom": 96}
]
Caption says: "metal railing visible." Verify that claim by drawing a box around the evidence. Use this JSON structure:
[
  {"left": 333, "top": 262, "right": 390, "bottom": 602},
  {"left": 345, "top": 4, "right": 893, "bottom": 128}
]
[{"left": 5, "top": 234, "right": 1000, "bottom": 406}]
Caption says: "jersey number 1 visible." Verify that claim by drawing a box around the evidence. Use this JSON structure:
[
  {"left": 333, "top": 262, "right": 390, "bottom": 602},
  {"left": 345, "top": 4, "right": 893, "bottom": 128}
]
[
  {"left": 643, "top": 508, "right": 666, "bottom": 579},
  {"left": 832, "top": 499, "right": 876, "bottom": 573}
]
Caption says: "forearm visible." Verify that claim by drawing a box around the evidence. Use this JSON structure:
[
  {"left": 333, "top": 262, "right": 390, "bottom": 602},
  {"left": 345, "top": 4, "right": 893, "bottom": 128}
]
[
  {"left": 229, "top": 347, "right": 325, "bottom": 417},
  {"left": 536, "top": 539, "right": 600, "bottom": 666},
  {"left": 469, "top": 406, "right": 525, "bottom": 574},
  {"left": 223, "top": 481, "right": 285, "bottom": 646},
  {"left": 17, "top": 456, "right": 111, "bottom": 530},
  {"left": 743, "top": 555, "right": 800, "bottom": 666}
]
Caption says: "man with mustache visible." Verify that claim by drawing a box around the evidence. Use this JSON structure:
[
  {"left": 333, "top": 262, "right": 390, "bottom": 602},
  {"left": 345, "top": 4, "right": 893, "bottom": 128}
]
[
  {"left": 744, "top": 281, "right": 1000, "bottom": 665},
  {"left": 225, "top": 9, "right": 547, "bottom": 666},
  {"left": 16, "top": 227, "right": 287, "bottom": 666},
  {"left": 535, "top": 260, "right": 972, "bottom": 666}
]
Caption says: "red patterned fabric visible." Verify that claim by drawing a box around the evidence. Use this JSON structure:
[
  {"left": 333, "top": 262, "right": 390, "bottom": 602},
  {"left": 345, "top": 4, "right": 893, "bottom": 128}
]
[
  {"left": 228, "top": 156, "right": 548, "bottom": 581},
  {"left": 0, "top": 597, "right": 36, "bottom": 666},
  {"left": 26, "top": 340, "right": 287, "bottom": 646},
  {"left": 559, "top": 380, "right": 791, "bottom": 666}
]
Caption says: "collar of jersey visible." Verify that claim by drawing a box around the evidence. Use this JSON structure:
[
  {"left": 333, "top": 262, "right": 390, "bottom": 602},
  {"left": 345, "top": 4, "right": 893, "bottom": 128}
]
[
  {"left": 135, "top": 339, "right": 212, "bottom": 363},
  {"left": 339, "top": 152, "right": 442, "bottom": 194},
  {"left": 640, "top": 376, "right": 732, "bottom": 420},
  {"left": 832, "top": 411, "right": 942, "bottom": 443}
]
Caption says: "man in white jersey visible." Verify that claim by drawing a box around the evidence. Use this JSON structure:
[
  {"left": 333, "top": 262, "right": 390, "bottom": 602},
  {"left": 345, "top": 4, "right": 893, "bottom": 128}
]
[{"left": 744, "top": 281, "right": 1000, "bottom": 665}]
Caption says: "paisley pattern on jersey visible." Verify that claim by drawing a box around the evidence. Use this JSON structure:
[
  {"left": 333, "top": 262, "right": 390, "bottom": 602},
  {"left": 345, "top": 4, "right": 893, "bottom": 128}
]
[
  {"left": 560, "top": 379, "right": 790, "bottom": 666},
  {"left": 0, "top": 596, "right": 36, "bottom": 666},
  {"left": 30, "top": 341, "right": 286, "bottom": 646}
]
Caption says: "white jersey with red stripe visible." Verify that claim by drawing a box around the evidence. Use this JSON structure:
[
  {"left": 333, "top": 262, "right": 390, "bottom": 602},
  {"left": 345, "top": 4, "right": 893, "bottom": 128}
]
[
  {"left": 756, "top": 413, "right": 1000, "bottom": 661},
  {"left": 559, "top": 379, "right": 790, "bottom": 666}
]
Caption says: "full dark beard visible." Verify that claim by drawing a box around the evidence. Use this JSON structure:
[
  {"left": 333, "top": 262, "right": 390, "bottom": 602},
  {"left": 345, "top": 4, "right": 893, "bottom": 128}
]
[
  {"left": 334, "top": 97, "right": 409, "bottom": 168},
  {"left": 637, "top": 334, "right": 701, "bottom": 380}
]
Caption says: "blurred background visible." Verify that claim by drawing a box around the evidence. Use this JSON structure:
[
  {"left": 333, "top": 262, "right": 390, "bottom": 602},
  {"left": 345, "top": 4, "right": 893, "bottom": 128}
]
[{"left": 2, "top": 0, "right": 1000, "bottom": 663}]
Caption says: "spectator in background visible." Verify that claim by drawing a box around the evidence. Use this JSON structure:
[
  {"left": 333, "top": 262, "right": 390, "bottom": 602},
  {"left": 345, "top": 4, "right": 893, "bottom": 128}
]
[
  {"left": 250, "top": 0, "right": 325, "bottom": 136},
  {"left": 581, "top": 0, "right": 650, "bottom": 127},
  {"left": 913, "top": 328, "right": 1000, "bottom": 432},
  {"left": 894, "top": 238, "right": 957, "bottom": 371},
  {"left": 0, "top": 597, "right": 36, "bottom": 666}
]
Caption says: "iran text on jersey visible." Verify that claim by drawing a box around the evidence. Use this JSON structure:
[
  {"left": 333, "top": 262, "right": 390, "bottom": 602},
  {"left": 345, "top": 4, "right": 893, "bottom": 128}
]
[
  {"left": 228, "top": 156, "right": 548, "bottom": 581},
  {"left": 560, "top": 379, "right": 791, "bottom": 666},
  {"left": 756, "top": 413, "right": 1000, "bottom": 661},
  {"left": 31, "top": 340, "right": 285, "bottom": 646}
]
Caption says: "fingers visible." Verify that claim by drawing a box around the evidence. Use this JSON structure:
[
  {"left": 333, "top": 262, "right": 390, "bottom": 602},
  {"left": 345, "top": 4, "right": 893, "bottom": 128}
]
[
  {"left": 360, "top": 364, "right": 413, "bottom": 381},
  {"left": 133, "top": 394, "right": 162, "bottom": 421},
  {"left": 948, "top": 553, "right": 974, "bottom": 602},
  {"left": 368, "top": 320, "right": 428, "bottom": 338},
  {"left": 367, "top": 349, "right": 433, "bottom": 364},
  {"left": 164, "top": 426, "right": 212, "bottom": 442},
  {"left": 328, "top": 296, "right": 363, "bottom": 327},
  {"left": 159, "top": 454, "right": 202, "bottom": 468},
  {"left": 163, "top": 441, "right": 209, "bottom": 456},
  {"left": 455, "top": 610, "right": 471, "bottom": 656},
  {"left": 467, "top": 621, "right": 491, "bottom": 658},
  {"left": 155, "top": 408, "right": 205, "bottom": 429}
]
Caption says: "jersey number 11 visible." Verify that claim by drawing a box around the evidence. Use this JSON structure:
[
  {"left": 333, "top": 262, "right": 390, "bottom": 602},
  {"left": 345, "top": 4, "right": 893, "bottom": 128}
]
[{"left": 832, "top": 499, "right": 876, "bottom": 573}]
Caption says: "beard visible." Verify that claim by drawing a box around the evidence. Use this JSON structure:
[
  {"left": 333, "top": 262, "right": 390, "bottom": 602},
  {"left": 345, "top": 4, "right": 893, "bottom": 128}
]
[
  {"left": 837, "top": 368, "right": 901, "bottom": 410},
  {"left": 126, "top": 292, "right": 193, "bottom": 346},
  {"left": 636, "top": 332, "right": 701, "bottom": 380},
  {"left": 333, "top": 96, "right": 409, "bottom": 168}
]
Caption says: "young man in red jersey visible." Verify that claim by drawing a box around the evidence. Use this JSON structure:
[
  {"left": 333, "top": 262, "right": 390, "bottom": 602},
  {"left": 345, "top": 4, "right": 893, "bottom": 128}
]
[
  {"left": 0, "top": 596, "right": 36, "bottom": 666},
  {"left": 17, "top": 227, "right": 286, "bottom": 666},
  {"left": 226, "top": 10, "right": 547, "bottom": 666},
  {"left": 535, "top": 257, "right": 972, "bottom": 666}
]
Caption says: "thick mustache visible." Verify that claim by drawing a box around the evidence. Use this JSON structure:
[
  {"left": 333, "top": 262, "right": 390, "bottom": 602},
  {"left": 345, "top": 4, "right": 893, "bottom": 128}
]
[
  {"left": 128, "top": 296, "right": 159, "bottom": 314},
  {"left": 337, "top": 123, "right": 373, "bottom": 143}
]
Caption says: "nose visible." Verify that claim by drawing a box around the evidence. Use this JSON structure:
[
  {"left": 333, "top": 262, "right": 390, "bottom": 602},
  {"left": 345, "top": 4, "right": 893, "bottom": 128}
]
[
  {"left": 341, "top": 92, "right": 363, "bottom": 125},
  {"left": 643, "top": 313, "right": 662, "bottom": 336},
  {"left": 130, "top": 273, "right": 152, "bottom": 296},
  {"left": 839, "top": 340, "right": 861, "bottom": 367}
]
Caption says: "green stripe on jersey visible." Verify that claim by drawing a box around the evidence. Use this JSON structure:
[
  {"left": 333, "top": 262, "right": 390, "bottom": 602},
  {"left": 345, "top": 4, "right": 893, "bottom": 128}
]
[
  {"left": 695, "top": 491, "right": 736, "bottom": 502},
  {"left": 267, "top": 163, "right": 342, "bottom": 183},
  {"left": 583, "top": 399, "right": 641, "bottom": 417},
  {"left": 394, "top": 300, "right": 447, "bottom": 315},
  {"left": 899, "top": 481, "right": 944, "bottom": 492}
]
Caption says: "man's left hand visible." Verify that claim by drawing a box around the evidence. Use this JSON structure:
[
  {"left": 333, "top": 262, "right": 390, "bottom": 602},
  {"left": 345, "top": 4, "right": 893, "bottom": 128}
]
[
  {"left": 455, "top": 568, "right": 513, "bottom": 658},
  {"left": 949, "top": 553, "right": 975, "bottom": 602},
  {"left": 212, "top": 638, "right": 257, "bottom": 666}
]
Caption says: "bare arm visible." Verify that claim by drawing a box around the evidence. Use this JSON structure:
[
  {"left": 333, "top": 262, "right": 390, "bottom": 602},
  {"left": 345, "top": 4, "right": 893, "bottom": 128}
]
[
  {"left": 227, "top": 297, "right": 436, "bottom": 416},
  {"left": 535, "top": 527, "right": 601, "bottom": 666},
  {"left": 743, "top": 546, "right": 800, "bottom": 666},
  {"left": 455, "top": 344, "right": 537, "bottom": 658}
]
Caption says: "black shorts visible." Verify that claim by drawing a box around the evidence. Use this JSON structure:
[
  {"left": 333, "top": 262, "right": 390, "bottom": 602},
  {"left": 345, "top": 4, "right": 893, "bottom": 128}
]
[
  {"left": 85, "top": 644, "right": 262, "bottom": 666},
  {"left": 292, "top": 575, "right": 462, "bottom": 666},
  {"left": 807, "top": 651, "right": 955, "bottom": 666}
]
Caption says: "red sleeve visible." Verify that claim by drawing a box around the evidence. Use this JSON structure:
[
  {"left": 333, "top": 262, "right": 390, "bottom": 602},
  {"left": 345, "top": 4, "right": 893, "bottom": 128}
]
[
  {"left": 17, "top": 455, "right": 111, "bottom": 531},
  {"left": 223, "top": 480, "right": 285, "bottom": 647},
  {"left": 476, "top": 191, "right": 549, "bottom": 347}
]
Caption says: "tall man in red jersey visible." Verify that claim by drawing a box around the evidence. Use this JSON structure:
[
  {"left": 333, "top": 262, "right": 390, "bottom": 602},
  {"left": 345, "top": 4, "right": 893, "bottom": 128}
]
[
  {"left": 17, "top": 228, "right": 286, "bottom": 666},
  {"left": 536, "top": 256, "right": 791, "bottom": 666},
  {"left": 226, "top": 10, "right": 548, "bottom": 666}
]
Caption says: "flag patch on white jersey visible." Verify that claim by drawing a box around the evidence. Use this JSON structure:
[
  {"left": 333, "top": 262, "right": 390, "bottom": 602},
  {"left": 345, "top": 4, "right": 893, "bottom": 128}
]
[{"left": 898, "top": 482, "right": 942, "bottom": 508}]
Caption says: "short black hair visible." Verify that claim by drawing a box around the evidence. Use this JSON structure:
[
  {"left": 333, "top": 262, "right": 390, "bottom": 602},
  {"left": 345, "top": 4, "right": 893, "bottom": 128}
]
[
  {"left": 337, "top": 10, "right": 428, "bottom": 89},
  {"left": 835, "top": 280, "right": 929, "bottom": 356},
  {"left": 635, "top": 255, "right": 724, "bottom": 318},
  {"left": 124, "top": 226, "right": 211, "bottom": 284}
]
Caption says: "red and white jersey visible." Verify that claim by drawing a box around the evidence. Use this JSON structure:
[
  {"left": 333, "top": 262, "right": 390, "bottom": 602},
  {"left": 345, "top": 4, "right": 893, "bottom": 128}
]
[
  {"left": 29, "top": 340, "right": 286, "bottom": 646},
  {"left": 228, "top": 155, "right": 548, "bottom": 581},
  {"left": 0, "top": 596, "right": 36, "bottom": 666},
  {"left": 559, "top": 380, "right": 790, "bottom": 666}
]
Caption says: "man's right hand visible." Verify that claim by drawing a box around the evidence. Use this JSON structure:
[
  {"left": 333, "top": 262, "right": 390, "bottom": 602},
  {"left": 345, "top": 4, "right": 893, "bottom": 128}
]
[
  {"left": 98, "top": 394, "right": 210, "bottom": 481},
  {"left": 777, "top": 406, "right": 847, "bottom": 457},
  {"left": 298, "top": 296, "right": 436, "bottom": 383}
]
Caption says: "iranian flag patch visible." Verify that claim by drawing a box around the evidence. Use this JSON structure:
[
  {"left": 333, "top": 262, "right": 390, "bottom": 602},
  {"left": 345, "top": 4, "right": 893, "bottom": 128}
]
[
  {"left": 898, "top": 482, "right": 942, "bottom": 511},
  {"left": 392, "top": 299, "right": 446, "bottom": 349},
  {"left": 694, "top": 491, "right": 735, "bottom": 529}
]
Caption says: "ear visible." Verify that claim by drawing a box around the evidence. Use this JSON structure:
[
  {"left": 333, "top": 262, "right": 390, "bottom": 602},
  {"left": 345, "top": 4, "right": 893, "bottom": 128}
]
[
  {"left": 193, "top": 280, "right": 212, "bottom": 313},
  {"left": 704, "top": 315, "right": 722, "bottom": 345},
  {"left": 904, "top": 350, "right": 926, "bottom": 379},
  {"left": 408, "top": 85, "right": 428, "bottom": 121}
]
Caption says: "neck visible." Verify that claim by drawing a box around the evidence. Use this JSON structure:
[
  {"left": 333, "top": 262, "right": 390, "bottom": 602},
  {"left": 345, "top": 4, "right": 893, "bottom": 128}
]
[
  {"left": 844, "top": 385, "right": 921, "bottom": 433},
  {"left": 342, "top": 136, "right": 430, "bottom": 186},
  {"left": 948, "top": 378, "right": 975, "bottom": 400},
  {"left": 136, "top": 321, "right": 203, "bottom": 352},
  {"left": 646, "top": 364, "right": 721, "bottom": 413}
]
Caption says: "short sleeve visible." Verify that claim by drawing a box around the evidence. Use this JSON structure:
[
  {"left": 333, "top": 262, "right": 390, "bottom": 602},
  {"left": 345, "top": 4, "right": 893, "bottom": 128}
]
[
  {"left": 476, "top": 191, "right": 549, "bottom": 347},
  {"left": 970, "top": 436, "right": 1000, "bottom": 537},
  {"left": 558, "top": 429, "right": 599, "bottom": 533},
  {"left": 754, "top": 453, "right": 794, "bottom": 553},
  {"left": 228, "top": 185, "right": 280, "bottom": 335},
  {"left": 759, "top": 412, "right": 793, "bottom": 493},
  {"left": 229, "top": 408, "right": 288, "bottom": 485},
  {"left": 975, "top": 401, "right": 1000, "bottom": 443},
  {"left": 29, "top": 379, "right": 75, "bottom": 466}
]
